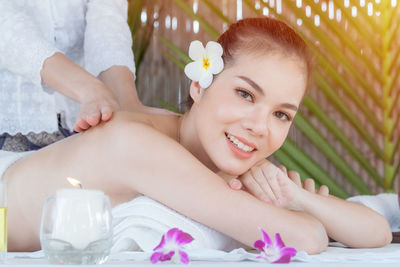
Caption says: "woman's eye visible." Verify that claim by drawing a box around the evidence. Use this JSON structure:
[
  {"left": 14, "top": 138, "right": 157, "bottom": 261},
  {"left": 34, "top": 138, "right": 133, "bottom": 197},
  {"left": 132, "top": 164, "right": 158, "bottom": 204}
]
[
  {"left": 275, "top": 111, "right": 291, "bottom": 121},
  {"left": 236, "top": 89, "right": 254, "bottom": 102}
]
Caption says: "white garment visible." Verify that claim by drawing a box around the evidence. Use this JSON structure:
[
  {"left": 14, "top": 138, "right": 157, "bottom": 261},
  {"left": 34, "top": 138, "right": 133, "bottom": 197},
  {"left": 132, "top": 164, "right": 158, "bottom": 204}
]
[{"left": 0, "top": 0, "right": 135, "bottom": 135}]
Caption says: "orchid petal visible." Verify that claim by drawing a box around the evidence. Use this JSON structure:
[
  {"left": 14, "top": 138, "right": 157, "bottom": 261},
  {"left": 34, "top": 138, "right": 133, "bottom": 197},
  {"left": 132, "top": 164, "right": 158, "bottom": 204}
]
[
  {"left": 209, "top": 57, "right": 224, "bottom": 75},
  {"left": 273, "top": 254, "right": 292, "bottom": 264},
  {"left": 189, "top": 40, "right": 205, "bottom": 61},
  {"left": 153, "top": 235, "right": 166, "bottom": 251},
  {"left": 281, "top": 247, "right": 297, "bottom": 257},
  {"left": 161, "top": 251, "right": 175, "bottom": 261},
  {"left": 199, "top": 71, "right": 213, "bottom": 89},
  {"left": 176, "top": 231, "right": 194, "bottom": 246},
  {"left": 275, "top": 233, "right": 285, "bottom": 249},
  {"left": 260, "top": 229, "right": 272, "bottom": 246},
  {"left": 254, "top": 240, "right": 266, "bottom": 252},
  {"left": 166, "top": 228, "right": 179, "bottom": 242},
  {"left": 179, "top": 250, "right": 190, "bottom": 264},
  {"left": 150, "top": 252, "right": 164, "bottom": 264},
  {"left": 205, "top": 41, "right": 223, "bottom": 58}
]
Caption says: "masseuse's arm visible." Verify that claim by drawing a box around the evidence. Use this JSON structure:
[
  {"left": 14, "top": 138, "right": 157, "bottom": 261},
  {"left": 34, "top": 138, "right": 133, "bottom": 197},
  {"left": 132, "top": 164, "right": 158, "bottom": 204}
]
[
  {"left": 238, "top": 160, "right": 392, "bottom": 248},
  {"left": 99, "top": 66, "right": 176, "bottom": 115},
  {"left": 40, "top": 52, "right": 120, "bottom": 132}
]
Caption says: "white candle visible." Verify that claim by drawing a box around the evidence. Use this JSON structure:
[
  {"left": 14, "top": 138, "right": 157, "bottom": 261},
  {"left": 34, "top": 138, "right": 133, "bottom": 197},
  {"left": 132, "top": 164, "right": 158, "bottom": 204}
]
[{"left": 52, "top": 189, "right": 106, "bottom": 250}]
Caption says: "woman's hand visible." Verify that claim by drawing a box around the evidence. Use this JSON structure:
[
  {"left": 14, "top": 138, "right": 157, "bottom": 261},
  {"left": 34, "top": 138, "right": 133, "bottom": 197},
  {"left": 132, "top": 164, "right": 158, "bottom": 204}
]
[{"left": 228, "top": 160, "right": 329, "bottom": 210}]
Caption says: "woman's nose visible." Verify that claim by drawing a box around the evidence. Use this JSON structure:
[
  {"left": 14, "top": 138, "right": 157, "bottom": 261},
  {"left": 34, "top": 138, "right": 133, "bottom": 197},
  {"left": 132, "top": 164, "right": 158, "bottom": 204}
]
[{"left": 242, "top": 109, "right": 269, "bottom": 136}]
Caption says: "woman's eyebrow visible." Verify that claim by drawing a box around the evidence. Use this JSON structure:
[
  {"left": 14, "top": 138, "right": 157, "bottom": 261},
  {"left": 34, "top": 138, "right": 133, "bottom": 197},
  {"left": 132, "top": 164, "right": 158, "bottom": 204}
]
[
  {"left": 280, "top": 103, "right": 298, "bottom": 111},
  {"left": 237, "top": 75, "right": 298, "bottom": 111},
  {"left": 237, "top": 75, "right": 264, "bottom": 96}
]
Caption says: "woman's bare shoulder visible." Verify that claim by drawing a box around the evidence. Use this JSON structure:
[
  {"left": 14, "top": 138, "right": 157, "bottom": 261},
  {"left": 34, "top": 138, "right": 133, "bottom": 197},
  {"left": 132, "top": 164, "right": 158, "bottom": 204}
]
[{"left": 108, "top": 111, "right": 181, "bottom": 140}]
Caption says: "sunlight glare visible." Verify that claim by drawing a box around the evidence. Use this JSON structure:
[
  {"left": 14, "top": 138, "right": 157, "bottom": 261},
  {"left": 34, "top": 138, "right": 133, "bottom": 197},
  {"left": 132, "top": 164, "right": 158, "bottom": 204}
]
[
  {"left": 277, "top": 0, "right": 282, "bottom": 14},
  {"left": 367, "top": 2, "right": 373, "bottom": 16},
  {"left": 314, "top": 14, "right": 320, "bottom": 26},
  {"left": 237, "top": 0, "right": 243, "bottom": 20},
  {"left": 140, "top": 10, "right": 147, "bottom": 23},
  {"left": 306, "top": 5, "right": 311, "bottom": 17},
  {"left": 329, "top": 1, "right": 334, "bottom": 19},
  {"left": 352, "top": 6, "right": 357, "bottom": 17}
]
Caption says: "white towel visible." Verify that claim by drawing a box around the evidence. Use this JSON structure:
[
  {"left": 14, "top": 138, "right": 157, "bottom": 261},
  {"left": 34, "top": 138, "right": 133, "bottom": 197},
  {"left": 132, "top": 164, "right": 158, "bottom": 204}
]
[
  {"left": 347, "top": 193, "right": 400, "bottom": 232},
  {"left": 111, "top": 196, "right": 244, "bottom": 253}
]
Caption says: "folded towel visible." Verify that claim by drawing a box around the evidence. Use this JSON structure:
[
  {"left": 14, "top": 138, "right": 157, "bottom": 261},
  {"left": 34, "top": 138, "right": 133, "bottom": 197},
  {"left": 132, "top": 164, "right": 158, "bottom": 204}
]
[
  {"left": 347, "top": 193, "right": 400, "bottom": 232},
  {"left": 111, "top": 196, "right": 244, "bottom": 253}
]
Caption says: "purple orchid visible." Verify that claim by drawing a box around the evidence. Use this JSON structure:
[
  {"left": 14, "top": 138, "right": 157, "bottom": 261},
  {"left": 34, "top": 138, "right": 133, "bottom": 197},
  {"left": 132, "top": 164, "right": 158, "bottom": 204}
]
[
  {"left": 254, "top": 228, "right": 297, "bottom": 263},
  {"left": 151, "top": 228, "right": 194, "bottom": 264}
]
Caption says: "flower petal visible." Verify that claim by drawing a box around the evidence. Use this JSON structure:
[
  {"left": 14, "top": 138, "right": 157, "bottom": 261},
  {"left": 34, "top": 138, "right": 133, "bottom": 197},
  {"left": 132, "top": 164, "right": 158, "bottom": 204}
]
[
  {"left": 150, "top": 252, "right": 164, "bottom": 264},
  {"left": 260, "top": 228, "right": 272, "bottom": 246},
  {"left": 199, "top": 71, "right": 213, "bottom": 88},
  {"left": 189, "top": 40, "right": 205, "bottom": 61},
  {"left": 253, "top": 240, "right": 266, "bottom": 252},
  {"left": 273, "top": 254, "right": 292, "bottom": 264},
  {"left": 275, "top": 233, "right": 285, "bottom": 249},
  {"left": 175, "top": 231, "right": 194, "bottom": 246},
  {"left": 184, "top": 61, "right": 203, "bottom": 82},
  {"left": 179, "top": 250, "right": 190, "bottom": 264},
  {"left": 205, "top": 41, "right": 223, "bottom": 58},
  {"left": 281, "top": 247, "right": 297, "bottom": 257},
  {"left": 166, "top": 228, "right": 179, "bottom": 242},
  {"left": 209, "top": 57, "right": 224, "bottom": 75},
  {"left": 153, "top": 235, "right": 166, "bottom": 251},
  {"left": 160, "top": 251, "right": 175, "bottom": 262}
]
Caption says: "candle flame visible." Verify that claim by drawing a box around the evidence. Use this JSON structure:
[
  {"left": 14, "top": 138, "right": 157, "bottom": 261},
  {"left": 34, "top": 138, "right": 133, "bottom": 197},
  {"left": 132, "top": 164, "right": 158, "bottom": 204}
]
[{"left": 66, "top": 177, "right": 83, "bottom": 189}]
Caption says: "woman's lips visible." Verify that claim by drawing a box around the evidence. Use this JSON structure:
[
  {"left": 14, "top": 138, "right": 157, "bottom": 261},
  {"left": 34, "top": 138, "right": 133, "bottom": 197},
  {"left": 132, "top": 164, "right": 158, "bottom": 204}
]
[{"left": 225, "top": 133, "right": 257, "bottom": 159}]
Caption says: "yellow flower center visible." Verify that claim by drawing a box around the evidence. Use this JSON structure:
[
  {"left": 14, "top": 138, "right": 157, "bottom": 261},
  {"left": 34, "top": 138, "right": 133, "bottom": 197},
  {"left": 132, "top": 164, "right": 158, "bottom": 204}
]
[{"left": 202, "top": 57, "right": 210, "bottom": 70}]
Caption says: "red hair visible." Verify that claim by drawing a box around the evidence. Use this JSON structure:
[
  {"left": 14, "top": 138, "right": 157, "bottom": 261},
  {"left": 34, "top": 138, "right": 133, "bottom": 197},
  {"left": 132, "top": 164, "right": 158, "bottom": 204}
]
[{"left": 218, "top": 17, "right": 312, "bottom": 86}]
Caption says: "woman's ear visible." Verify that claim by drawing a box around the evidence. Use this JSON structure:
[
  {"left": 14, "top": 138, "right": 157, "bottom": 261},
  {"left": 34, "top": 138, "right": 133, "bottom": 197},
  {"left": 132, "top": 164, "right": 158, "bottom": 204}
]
[{"left": 189, "top": 81, "right": 203, "bottom": 103}]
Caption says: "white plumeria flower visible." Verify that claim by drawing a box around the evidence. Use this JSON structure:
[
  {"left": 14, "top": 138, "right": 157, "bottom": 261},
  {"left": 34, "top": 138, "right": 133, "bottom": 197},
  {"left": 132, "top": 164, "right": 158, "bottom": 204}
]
[{"left": 184, "top": 40, "right": 224, "bottom": 89}]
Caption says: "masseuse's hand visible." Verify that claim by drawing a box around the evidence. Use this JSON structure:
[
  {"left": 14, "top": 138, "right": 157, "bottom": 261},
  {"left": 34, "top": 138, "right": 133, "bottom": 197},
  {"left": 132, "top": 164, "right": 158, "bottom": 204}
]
[
  {"left": 40, "top": 52, "right": 121, "bottom": 132},
  {"left": 74, "top": 85, "right": 120, "bottom": 132}
]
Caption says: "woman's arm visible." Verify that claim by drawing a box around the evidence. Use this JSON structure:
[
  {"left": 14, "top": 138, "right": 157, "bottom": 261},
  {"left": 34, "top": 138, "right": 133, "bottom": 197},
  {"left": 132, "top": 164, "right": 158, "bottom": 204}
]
[
  {"left": 296, "top": 192, "right": 392, "bottom": 248},
  {"left": 237, "top": 160, "right": 392, "bottom": 248},
  {"left": 4, "top": 113, "right": 328, "bottom": 253}
]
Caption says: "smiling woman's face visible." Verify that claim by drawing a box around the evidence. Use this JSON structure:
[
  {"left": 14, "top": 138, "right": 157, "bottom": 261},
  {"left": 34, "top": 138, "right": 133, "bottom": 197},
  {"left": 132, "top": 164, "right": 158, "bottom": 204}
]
[{"left": 190, "top": 52, "right": 307, "bottom": 175}]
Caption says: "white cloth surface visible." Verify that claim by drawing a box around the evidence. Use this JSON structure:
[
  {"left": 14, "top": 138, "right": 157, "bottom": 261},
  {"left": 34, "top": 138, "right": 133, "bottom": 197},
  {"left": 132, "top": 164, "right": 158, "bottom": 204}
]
[
  {"left": 0, "top": 0, "right": 135, "bottom": 134},
  {"left": 347, "top": 193, "right": 400, "bottom": 232},
  {"left": 111, "top": 196, "right": 244, "bottom": 253},
  {"left": 0, "top": 150, "right": 33, "bottom": 181},
  {"left": 8, "top": 244, "right": 400, "bottom": 264}
]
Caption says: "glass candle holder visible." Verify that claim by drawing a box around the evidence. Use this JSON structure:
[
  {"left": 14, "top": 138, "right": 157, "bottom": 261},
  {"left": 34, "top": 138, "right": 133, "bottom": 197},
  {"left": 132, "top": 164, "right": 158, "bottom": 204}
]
[
  {"left": 0, "top": 181, "right": 6, "bottom": 264},
  {"left": 40, "top": 189, "right": 112, "bottom": 264}
]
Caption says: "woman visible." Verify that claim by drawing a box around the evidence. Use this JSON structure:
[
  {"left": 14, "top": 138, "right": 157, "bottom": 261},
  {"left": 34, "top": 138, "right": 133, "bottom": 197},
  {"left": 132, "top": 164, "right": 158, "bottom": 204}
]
[{"left": 3, "top": 17, "right": 392, "bottom": 253}]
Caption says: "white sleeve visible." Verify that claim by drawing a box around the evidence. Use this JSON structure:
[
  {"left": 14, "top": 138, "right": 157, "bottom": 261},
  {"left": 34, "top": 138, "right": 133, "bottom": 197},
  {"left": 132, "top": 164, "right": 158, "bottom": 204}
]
[
  {"left": 84, "top": 0, "right": 136, "bottom": 78},
  {"left": 0, "top": 1, "right": 59, "bottom": 88}
]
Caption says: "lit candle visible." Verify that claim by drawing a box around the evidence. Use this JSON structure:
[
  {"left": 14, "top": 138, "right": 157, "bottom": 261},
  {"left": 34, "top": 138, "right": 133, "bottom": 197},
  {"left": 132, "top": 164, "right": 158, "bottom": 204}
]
[{"left": 51, "top": 178, "right": 106, "bottom": 250}]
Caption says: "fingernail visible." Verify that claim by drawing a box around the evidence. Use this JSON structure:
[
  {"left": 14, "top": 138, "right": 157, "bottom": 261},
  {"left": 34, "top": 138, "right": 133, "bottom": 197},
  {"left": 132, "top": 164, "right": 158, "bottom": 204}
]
[{"left": 231, "top": 180, "right": 240, "bottom": 189}]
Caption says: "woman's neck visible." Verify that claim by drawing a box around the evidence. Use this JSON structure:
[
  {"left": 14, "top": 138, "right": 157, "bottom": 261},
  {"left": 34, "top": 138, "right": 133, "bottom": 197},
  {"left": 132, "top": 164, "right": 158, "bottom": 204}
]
[{"left": 178, "top": 110, "right": 219, "bottom": 173}]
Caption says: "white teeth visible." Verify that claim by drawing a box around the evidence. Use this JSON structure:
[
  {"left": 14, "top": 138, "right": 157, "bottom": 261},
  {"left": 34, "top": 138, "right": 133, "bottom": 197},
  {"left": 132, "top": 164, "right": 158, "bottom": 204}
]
[{"left": 226, "top": 134, "right": 255, "bottom": 152}]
